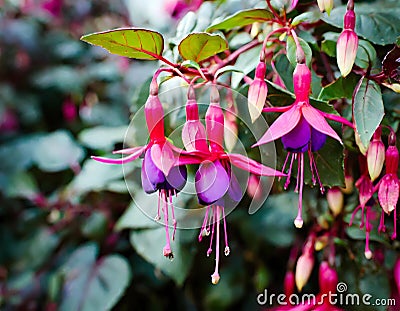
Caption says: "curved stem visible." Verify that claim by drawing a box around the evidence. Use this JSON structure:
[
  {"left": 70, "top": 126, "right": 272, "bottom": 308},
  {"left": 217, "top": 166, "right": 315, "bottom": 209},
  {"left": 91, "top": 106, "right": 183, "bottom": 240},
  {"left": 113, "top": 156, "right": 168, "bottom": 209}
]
[{"left": 261, "top": 27, "right": 288, "bottom": 60}]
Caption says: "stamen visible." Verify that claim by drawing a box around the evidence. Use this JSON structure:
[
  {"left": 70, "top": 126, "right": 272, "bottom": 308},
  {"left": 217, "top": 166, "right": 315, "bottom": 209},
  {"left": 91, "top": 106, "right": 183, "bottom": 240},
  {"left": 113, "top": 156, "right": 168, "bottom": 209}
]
[
  {"left": 155, "top": 191, "right": 161, "bottom": 221},
  {"left": 295, "top": 153, "right": 301, "bottom": 193},
  {"left": 392, "top": 206, "right": 397, "bottom": 240},
  {"left": 349, "top": 205, "right": 362, "bottom": 226},
  {"left": 199, "top": 205, "right": 210, "bottom": 242},
  {"left": 378, "top": 211, "right": 386, "bottom": 233},
  {"left": 221, "top": 206, "right": 230, "bottom": 256},
  {"left": 168, "top": 190, "right": 177, "bottom": 241},
  {"left": 207, "top": 206, "right": 216, "bottom": 257},
  {"left": 211, "top": 205, "right": 221, "bottom": 284},
  {"left": 280, "top": 153, "right": 291, "bottom": 181},
  {"left": 284, "top": 153, "right": 296, "bottom": 190},
  {"left": 294, "top": 153, "right": 304, "bottom": 229},
  {"left": 364, "top": 208, "right": 372, "bottom": 259},
  {"left": 308, "top": 150, "right": 316, "bottom": 185},
  {"left": 309, "top": 151, "right": 324, "bottom": 194},
  {"left": 360, "top": 205, "right": 365, "bottom": 229},
  {"left": 162, "top": 190, "right": 173, "bottom": 259}
]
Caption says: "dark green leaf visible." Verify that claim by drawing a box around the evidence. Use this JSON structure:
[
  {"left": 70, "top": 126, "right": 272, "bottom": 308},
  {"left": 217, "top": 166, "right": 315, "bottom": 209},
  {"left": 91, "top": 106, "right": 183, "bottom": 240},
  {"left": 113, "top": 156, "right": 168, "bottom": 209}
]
[
  {"left": 60, "top": 244, "right": 131, "bottom": 311},
  {"left": 178, "top": 33, "right": 228, "bottom": 62},
  {"left": 286, "top": 36, "right": 312, "bottom": 67},
  {"left": 318, "top": 75, "right": 359, "bottom": 101},
  {"left": 206, "top": 9, "right": 274, "bottom": 32},
  {"left": 353, "top": 78, "right": 384, "bottom": 146},
  {"left": 291, "top": 10, "right": 322, "bottom": 26},
  {"left": 322, "top": 4, "right": 400, "bottom": 45},
  {"left": 81, "top": 28, "right": 164, "bottom": 60},
  {"left": 355, "top": 40, "right": 377, "bottom": 69}
]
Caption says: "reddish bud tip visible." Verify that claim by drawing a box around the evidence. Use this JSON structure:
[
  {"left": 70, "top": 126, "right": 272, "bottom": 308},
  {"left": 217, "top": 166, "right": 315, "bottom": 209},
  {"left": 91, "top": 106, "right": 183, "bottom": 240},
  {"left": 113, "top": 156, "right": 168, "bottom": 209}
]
[
  {"left": 344, "top": 9, "right": 356, "bottom": 30},
  {"left": 293, "top": 63, "right": 311, "bottom": 101},
  {"left": 319, "top": 261, "right": 338, "bottom": 294}
]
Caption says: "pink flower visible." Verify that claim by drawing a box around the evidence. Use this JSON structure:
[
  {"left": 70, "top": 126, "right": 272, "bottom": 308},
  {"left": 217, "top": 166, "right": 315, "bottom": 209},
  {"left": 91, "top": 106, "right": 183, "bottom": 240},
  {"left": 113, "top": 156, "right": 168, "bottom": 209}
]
[
  {"left": 336, "top": 9, "right": 358, "bottom": 77},
  {"left": 254, "top": 63, "right": 353, "bottom": 228},
  {"left": 295, "top": 237, "right": 315, "bottom": 291},
  {"left": 367, "top": 127, "right": 385, "bottom": 181}
]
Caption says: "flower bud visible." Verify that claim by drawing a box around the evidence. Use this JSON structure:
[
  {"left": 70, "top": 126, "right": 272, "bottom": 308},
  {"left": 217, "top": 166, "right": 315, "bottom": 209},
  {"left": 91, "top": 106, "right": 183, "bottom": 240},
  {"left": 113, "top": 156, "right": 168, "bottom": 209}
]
[
  {"left": 293, "top": 63, "right": 311, "bottom": 102},
  {"left": 378, "top": 175, "right": 399, "bottom": 215},
  {"left": 246, "top": 174, "right": 264, "bottom": 201},
  {"left": 317, "top": 0, "right": 334, "bottom": 15},
  {"left": 295, "top": 252, "right": 314, "bottom": 291},
  {"left": 145, "top": 80, "right": 165, "bottom": 143},
  {"left": 386, "top": 145, "right": 399, "bottom": 175},
  {"left": 319, "top": 261, "right": 338, "bottom": 294},
  {"left": 336, "top": 29, "right": 358, "bottom": 77},
  {"left": 284, "top": 270, "right": 295, "bottom": 298},
  {"left": 248, "top": 62, "right": 268, "bottom": 123},
  {"left": 224, "top": 98, "right": 238, "bottom": 152},
  {"left": 366, "top": 129, "right": 385, "bottom": 181},
  {"left": 327, "top": 186, "right": 344, "bottom": 216}
]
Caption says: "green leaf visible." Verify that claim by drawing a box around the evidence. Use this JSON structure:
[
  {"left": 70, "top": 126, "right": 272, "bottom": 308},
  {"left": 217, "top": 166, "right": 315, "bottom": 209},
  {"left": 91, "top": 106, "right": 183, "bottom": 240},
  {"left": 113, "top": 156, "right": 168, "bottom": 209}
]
[
  {"left": 215, "top": 65, "right": 243, "bottom": 79},
  {"left": 5, "top": 172, "right": 38, "bottom": 199},
  {"left": 355, "top": 40, "right": 377, "bottom": 69},
  {"left": 318, "top": 75, "right": 359, "bottom": 101},
  {"left": 353, "top": 78, "right": 384, "bottom": 146},
  {"left": 322, "top": 3, "right": 400, "bottom": 45},
  {"left": 82, "top": 212, "right": 108, "bottom": 240},
  {"left": 81, "top": 28, "right": 164, "bottom": 60},
  {"left": 60, "top": 244, "right": 131, "bottom": 311},
  {"left": 78, "top": 126, "right": 128, "bottom": 150},
  {"left": 130, "top": 228, "right": 196, "bottom": 285},
  {"left": 178, "top": 33, "right": 228, "bottom": 62},
  {"left": 291, "top": 10, "right": 322, "bottom": 26},
  {"left": 286, "top": 36, "right": 312, "bottom": 67},
  {"left": 206, "top": 9, "right": 274, "bottom": 32},
  {"left": 33, "top": 131, "right": 84, "bottom": 172}
]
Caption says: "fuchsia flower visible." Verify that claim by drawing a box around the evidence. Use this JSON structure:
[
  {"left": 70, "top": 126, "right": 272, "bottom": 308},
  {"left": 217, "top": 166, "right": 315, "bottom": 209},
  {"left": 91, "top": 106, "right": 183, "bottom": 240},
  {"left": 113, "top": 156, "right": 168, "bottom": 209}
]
[
  {"left": 92, "top": 80, "right": 188, "bottom": 259},
  {"left": 377, "top": 131, "right": 399, "bottom": 239},
  {"left": 185, "top": 86, "right": 285, "bottom": 284},
  {"left": 254, "top": 62, "right": 353, "bottom": 228},
  {"left": 366, "top": 127, "right": 385, "bottom": 182},
  {"left": 336, "top": 7, "right": 358, "bottom": 77},
  {"left": 295, "top": 236, "right": 315, "bottom": 292}
]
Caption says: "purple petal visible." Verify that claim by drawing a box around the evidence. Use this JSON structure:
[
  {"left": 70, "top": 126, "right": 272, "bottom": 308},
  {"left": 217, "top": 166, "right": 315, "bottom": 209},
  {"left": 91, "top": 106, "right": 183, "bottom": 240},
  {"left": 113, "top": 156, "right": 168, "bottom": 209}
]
[
  {"left": 141, "top": 149, "right": 165, "bottom": 194},
  {"left": 195, "top": 160, "right": 230, "bottom": 205},
  {"left": 150, "top": 142, "right": 177, "bottom": 176},
  {"left": 253, "top": 105, "right": 301, "bottom": 147},
  {"left": 165, "top": 165, "right": 187, "bottom": 192},
  {"left": 227, "top": 168, "right": 242, "bottom": 203},
  {"left": 310, "top": 129, "right": 327, "bottom": 152},
  {"left": 302, "top": 104, "right": 342, "bottom": 144},
  {"left": 281, "top": 117, "right": 311, "bottom": 152}
]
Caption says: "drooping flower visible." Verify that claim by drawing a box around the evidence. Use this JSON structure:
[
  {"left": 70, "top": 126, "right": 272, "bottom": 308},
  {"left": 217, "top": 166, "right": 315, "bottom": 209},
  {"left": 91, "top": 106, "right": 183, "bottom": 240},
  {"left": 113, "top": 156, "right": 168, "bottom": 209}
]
[
  {"left": 248, "top": 61, "right": 268, "bottom": 123},
  {"left": 377, "top": 131, "right": 399, "bottom": 239},
  {"left": 295, "top": 236, "right": 315, "bottom": 292},
  {"left": 92, "top": 79, "right": 189, "bottom": 259},
  {"left": 336, "top": 7, "right": 358, "bottom": 77},
  {"left": 367, "top": 127, "right": 385, "bottom": 182},
  {"left": 185, "top": 86, "right": 285, "bottom": 284},
  {"left": 254, "top": 62, "right": 353, "bottom": 228}
]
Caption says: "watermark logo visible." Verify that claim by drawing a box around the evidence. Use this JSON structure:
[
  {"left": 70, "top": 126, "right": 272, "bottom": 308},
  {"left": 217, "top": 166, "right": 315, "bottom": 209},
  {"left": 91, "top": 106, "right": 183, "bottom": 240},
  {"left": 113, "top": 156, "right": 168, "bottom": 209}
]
[{"left": 256, "top": 282, "right": 396, "bottom": 307}]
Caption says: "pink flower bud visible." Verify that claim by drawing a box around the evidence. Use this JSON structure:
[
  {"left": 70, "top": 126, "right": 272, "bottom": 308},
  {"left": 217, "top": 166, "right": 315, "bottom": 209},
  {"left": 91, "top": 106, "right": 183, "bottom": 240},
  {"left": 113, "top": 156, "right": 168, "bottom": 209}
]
[
  {"left": 367, "top": 129, "right": 385, "bottom": 181},
  {"left": 295, "top": 252, "right": 314, "bottom": 291},
  {"left": 224, "top": 102, "right": 238, "bottom": 152},
  {"left": 317, "top": 0, "right": 334, "bottom": 15},
  {"left": 246, "top": 174, "right": 264, "bottom": 201},
  {"left": 206, "top": 86, "right": 224, "bottom": 152},
  {"left": 336, "top": 29, "right": 358, "bottom": 77},
  {"left": 293, "top": 63, "right": 311, "bottom": 102},
  {"left": 319, "top": 261, "right": 338, "bottom": 294},
  {"left": 378, "top": 174, "right": 399, "bottom": 215},
  {"left": 386, "top": 145, "right": 399, "bottom": 175},
  {"left": 344, "top": 10, "right": 356, "bottom": 30},
  {"left": 248, "top": 62, "right": 267, "bottom": 123},
  {"left": 394, "top": 258, "right": 400, "bottom": 294},
  {"left": 327, "top": 186, "right": 344, "bottom": 216},
  {"left": 284, "top": 270, "right": 295, "bottom": 298}
]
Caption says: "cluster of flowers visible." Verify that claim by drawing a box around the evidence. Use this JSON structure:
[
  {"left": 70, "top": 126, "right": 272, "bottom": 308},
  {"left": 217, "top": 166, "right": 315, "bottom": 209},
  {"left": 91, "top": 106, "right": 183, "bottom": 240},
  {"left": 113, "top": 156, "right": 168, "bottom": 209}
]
[{"left": 93, "top": 78, "right": 285, "bottom": 284}]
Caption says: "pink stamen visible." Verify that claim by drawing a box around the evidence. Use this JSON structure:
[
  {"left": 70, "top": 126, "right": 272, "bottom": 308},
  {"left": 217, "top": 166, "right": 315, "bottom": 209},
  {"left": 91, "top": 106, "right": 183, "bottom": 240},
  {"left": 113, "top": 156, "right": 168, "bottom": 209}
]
[
  {"left": 168, "top": 190, "right": 177, "bottom": 240},
  {"left": 364, "top": 208, "right": 373, "bottom": 259},
  {"left": 309, "top": 151, "right": 324, "bottom": 194},
  {"left": 222, "top": 206, "right": 230, "bottom": 256},
  {"left": 211, "top": 205, "right": 221, "bottom": 284},
  {"left": 199, "top": 205, "right": 210, "bottom": 242},
  {"left": 295, "top": 153, "right": 301, "bottom": 193},
  {"left": 349, "top": 205, "right": 362, "bottom": 226},
  {"left": 162, "top": 190, "right": 173, "bottom": 259},
  {"left": 308, "top": 150, "right": 316, "bottom": 185},
  {"left": 207, "top": 206, "right": 216, "bottom": 256},
  {"left": 294, "top": 153, "right": 304, "bottom": 228},
  {"left": 378, "top": 211, "right": 386, "bottom": 233},
  {"left": 156, "top": 192, "right": 162, "bottom": 221},
  {"left": 392, "top": 206, "right": 397, "bottom": 240},
  {"left": 280, "top": 153, "right": 291, "bottom": 181},
  {"left": 285, "top": 153, "right": 296, "bottom": 190}
]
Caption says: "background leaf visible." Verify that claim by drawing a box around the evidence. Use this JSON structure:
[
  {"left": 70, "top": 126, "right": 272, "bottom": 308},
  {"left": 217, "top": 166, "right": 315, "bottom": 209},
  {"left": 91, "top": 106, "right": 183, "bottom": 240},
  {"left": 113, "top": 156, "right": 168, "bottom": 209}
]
[
  {"left": 206, "top": 9, "right": 274, "bottom": 32},
  {"left": 178, "top": 33, "right": 228, "bottom": 62},
  {"left": 81, "top": 28, "right": 164, "bottom": 60},
  {"left": 353, "top": 78, "right": 384, "bottom": 146},
  {"left": 286, "top": 36, "right": 312, "bottom": 67}
]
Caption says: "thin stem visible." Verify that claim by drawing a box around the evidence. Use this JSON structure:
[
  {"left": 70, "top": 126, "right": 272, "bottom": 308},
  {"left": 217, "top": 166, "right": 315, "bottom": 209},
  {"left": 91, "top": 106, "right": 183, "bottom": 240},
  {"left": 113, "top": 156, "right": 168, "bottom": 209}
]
[
  {"left": 266, "top": 0, "right": 283, "bottom": 23},
  {"left": 290, "top": 29, "right": 305, "bottom": 64},
  {"left": 261, "top": 28, "right": 288, "bottom": 59}
]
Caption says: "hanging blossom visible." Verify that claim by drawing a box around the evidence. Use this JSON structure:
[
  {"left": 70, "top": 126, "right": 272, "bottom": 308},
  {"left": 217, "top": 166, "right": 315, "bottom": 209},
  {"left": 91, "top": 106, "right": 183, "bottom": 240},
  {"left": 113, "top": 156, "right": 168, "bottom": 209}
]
[
  {"left": 253, "top": 55, "right": 353, "bottom": 228},
  {"left": 182, "top": 85, "right": 285, "bottom": 284},
  {"left": 92, "top": 78, "right": 189, "bottom": 259}
]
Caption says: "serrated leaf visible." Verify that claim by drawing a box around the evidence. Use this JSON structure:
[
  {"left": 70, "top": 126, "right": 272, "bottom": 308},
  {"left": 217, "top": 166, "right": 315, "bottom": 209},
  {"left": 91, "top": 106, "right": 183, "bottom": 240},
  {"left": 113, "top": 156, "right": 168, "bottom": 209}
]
[
  {"left": 206, "top": 9, "right": 274, "bottom": 32},
  {"left": 81, "top": 28, "right": 164, "bottom": 60},
  {"left": 322, "top": 4, "right": 400, "bottom": 45},
  {"left": 318, "top": 75, "right": 359, "bottom": 101},
  {"left": 353, "top": 78, "right": 384, "bottom": 146},
  {"left": 60, "top": 244, "right": 131, "bottom": 311},
  {"left": 286, "top": 36, "right": 312, "bottom": 67},
  {"left": 178, "top": 33, "right": 228, "bottom": 62},
  {"left": 291, "top": 10, "right": 321, "bottom": 26}
]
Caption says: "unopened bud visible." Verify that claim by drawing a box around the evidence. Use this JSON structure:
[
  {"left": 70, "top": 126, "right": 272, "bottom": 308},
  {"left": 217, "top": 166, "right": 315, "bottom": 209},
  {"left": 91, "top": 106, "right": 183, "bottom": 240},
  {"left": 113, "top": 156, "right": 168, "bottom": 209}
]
[
  {"left": 319, "top": 261, "right": 338, "bottom": 294},
  {"left": 248, "top": 62, "right": 268, "bottom": 123},
  {"left": 394, "top": 258, "right": 400, "bottom": 294},
  {"left": 224, "top": 102, "right": 238, "bottom": 152},
  {"left": 145, "top": 92, "right": 165, "bottom": 142},
  {"left": 317, "top": 0, "right": 333, "bottom": 15},
  {"left": 206, "top": 86, "right": 224, "bottom": 152},
  {"left": 284, "top": 270, "right": 295, "bottom": 297},
  {"left": 366, "top": 129, "right": 385, "bottom": 181},
  {"left": 336, "top": 29, "right": 358, "bottom": 77},
  {"left": 327, "top": 186, "right": 344, "bottom": 216},
  {"left": 295, "top": 253, "right": 314, "bottom": 291},
  {"left": 293, "top": 63, "right": 311, "bottom": 102}
]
